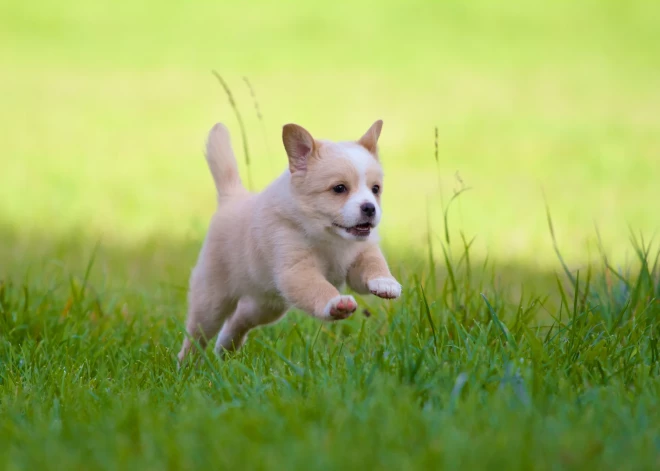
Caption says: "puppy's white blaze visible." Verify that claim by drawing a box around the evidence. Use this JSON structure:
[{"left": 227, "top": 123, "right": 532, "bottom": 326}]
[
  {"left": 343, "top": 144, "right": 374, "bottom": 175},
  {"left": 340, "top": 145, "right": 381, "bottom": 227}
]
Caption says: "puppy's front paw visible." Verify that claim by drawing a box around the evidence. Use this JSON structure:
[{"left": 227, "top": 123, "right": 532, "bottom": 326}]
[
  {"left": 323, "top": 295, "right": 357, "bottom": 320},
  {"left": 368, "top": 277, "right": 402, "bottom": 299}
]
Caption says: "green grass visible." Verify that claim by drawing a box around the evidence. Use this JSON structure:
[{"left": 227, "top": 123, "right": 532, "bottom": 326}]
[
  {"left": 2, "top": 0, "right": 660, "bottom": 469},
  {"left": 1, "top": 226, "right": 659, "bottom": 469}
]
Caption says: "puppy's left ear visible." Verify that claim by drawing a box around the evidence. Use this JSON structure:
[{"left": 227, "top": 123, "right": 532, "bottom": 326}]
[{"left": 358, "top": 120, "right": 383, "bottom": 155}]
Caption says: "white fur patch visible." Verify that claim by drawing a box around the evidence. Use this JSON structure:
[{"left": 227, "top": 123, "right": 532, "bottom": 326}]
[
  {"left": 368, "top": 277, "right": 402, "bottom": 299},
  {"left": 344, "top": 145, "right": 375, "bottom": 175},
  {"left": 340, "top": 146, "right": 381, "bottom": 227}
]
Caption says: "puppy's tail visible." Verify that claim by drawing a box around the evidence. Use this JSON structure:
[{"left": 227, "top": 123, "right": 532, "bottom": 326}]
[{"left": 205, "top": 123, "right": 247, "bottom": 199}]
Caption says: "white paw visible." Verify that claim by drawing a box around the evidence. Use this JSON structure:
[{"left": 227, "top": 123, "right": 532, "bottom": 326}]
[
  {"left": 368, "top": 277, "right": 402, "bottom": 299},
  {"left": 322, "top": 295, "right": 357, "bottom": 320}
]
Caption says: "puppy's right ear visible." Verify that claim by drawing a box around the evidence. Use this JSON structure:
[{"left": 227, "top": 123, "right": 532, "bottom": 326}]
[{"left": 283, "top": 124, "right": 315, "bottom": 173}]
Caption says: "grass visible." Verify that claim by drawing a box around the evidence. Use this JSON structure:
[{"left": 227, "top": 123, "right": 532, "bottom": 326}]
[
  {"left": 1, "top": 222, "right": 659, "bottom": 469},
  {"left": 2, "top": 0, "right": 660, "bottom": 469}
]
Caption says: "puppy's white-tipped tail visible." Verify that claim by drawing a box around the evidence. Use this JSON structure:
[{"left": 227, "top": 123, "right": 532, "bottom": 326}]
[{"left": 205, "top": 123, "right": 246, "bottom": 199}]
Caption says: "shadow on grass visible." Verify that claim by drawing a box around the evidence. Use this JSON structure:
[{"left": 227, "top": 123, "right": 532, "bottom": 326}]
[
  {"left": 1, "top": 222, "right": 657, "bottom": 334},
  {"left": 0, "top": 224, "right": 561, "bottom": 311}
]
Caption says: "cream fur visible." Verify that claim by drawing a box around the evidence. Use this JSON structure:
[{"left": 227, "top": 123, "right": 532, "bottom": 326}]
[{"left": 178, "top": 120, "right": 401, "bottom": 362}]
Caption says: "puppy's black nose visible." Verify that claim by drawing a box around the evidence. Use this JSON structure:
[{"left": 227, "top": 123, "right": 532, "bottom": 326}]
[{"left": 361, "top": 202, "right": 376, "bottom": 217}]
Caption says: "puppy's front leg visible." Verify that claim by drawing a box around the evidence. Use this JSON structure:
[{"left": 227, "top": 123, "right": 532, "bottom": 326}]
[
  {"left": 278, "top": 255, "right": 357, "bottom": 321},
  {"left": 347, "top": 245, "right": 402, "bottom": 299}
]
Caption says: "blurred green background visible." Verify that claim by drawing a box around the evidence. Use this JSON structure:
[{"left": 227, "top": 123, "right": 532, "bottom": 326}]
[{"left": 1, "top": 0, "right": 658, "bottom": 271}]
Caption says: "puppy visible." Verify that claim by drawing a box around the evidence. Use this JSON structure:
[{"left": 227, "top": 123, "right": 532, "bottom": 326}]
[{"left": 178, "top": 120, "right": 401, "bottom": 362}]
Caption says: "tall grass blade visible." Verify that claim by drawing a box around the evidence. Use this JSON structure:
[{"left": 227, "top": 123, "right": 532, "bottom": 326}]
[{"left": 212, "top": 71, "right": 253, "bottom": 191}]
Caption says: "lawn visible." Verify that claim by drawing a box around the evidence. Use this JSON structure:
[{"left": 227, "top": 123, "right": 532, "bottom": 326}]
[{"left": 1, "top": 0, "right": 659, "bottom": 469}]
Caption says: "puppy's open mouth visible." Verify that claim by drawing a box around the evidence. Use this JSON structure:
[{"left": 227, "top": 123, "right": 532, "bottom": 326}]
[{"left": 333, "top": 222, "right": 372, "bottom": 237}]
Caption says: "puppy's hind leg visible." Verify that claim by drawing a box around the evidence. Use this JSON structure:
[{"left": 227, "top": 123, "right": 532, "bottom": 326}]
[
  {"left": 178, "top": 292, "right": 237, "bottom": 364},
  {"left": 215, "top": 297, "right": 286, "bottom": 356}
]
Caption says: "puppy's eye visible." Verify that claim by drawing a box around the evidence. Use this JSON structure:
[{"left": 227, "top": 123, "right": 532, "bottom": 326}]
[
  {"left": 332, "top": 184, "right": 347, "bottom": 194},
  {"left": 372, "top": 185, "right": 380, "bottom": 195}
]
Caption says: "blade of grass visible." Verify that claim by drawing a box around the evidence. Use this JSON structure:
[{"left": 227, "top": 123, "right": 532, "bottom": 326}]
[{"left": 212, "top": 71, "right": 253, "bottom": 191}]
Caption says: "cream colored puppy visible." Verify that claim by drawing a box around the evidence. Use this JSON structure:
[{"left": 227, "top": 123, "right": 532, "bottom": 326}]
[{"left": 178, "top": 120, "right": 401, "bottom": 362}]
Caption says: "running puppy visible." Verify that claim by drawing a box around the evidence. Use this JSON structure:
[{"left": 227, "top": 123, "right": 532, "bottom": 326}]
[{"left": 178, "top": 120, "right": 401, "bottom": 362}]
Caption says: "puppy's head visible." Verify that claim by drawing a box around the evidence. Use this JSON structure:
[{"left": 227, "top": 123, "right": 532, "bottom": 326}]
[{"left": 283, "top": 120, "right": 384, "bottom": 241}]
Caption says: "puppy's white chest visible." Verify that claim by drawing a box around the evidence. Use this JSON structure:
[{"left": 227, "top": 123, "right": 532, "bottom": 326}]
[
  {"left": 319, "top": 245, "right": 361, "bottom": 288},
  {"left": 324, "top": 261, "right": 350, "bottom": 288}
]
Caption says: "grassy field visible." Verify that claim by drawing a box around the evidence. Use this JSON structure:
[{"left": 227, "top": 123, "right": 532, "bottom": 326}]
[{"left": 1, "top": 0, "right": 660, "bottom": 469}]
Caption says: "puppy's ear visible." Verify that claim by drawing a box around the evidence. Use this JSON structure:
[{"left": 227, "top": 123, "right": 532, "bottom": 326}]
[
  {"left": 358, "top": 120, "right": 383, "bottom": 155},
  {"left": 283, "top": 124, "right": 315, "bottom": 173}
]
